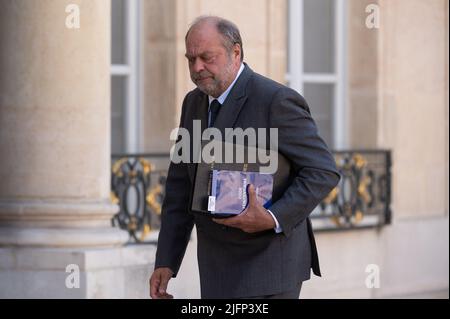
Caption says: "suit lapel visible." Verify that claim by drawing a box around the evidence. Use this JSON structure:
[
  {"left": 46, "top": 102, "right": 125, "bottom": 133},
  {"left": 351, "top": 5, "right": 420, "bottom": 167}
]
[{"left": 214, "top": 64, "right": 252, "bottom": 138}]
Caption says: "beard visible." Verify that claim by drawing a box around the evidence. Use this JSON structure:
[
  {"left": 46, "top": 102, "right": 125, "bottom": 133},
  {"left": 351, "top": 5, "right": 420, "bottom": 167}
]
[{"left": 191, "top": 59, "right": 235, "bottom": 97}]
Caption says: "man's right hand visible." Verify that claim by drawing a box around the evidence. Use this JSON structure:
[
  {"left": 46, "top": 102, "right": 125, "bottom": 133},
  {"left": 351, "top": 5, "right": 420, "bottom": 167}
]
[{"left": 149, "top": 267, "right": 174, "bottom": 299}]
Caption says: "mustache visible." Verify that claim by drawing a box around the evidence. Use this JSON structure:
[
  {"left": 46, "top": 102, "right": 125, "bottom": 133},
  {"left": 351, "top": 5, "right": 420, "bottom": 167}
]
[{"left": 192, "top": 71, "right": 214, "bottom": 81}]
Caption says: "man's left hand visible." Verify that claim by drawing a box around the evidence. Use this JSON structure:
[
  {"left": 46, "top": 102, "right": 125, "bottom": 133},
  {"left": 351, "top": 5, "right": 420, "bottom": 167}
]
[{"left": 213, "top": 184, "right": 276, "bottom": 233}]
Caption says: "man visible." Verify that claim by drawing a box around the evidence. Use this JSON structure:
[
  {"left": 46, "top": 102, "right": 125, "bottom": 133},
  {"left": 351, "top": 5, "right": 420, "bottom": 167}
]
[{"left": 149, "top": 16, "right": 340, "bottom": 299}]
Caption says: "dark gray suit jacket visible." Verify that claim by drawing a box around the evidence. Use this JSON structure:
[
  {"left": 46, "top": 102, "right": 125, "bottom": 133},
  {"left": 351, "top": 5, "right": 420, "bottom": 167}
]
[{"left": 155, "top": 64, "right": 340, "bottom": 298}]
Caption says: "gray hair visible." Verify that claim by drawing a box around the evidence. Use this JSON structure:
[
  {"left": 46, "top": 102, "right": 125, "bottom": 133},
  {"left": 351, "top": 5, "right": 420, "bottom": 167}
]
[{"left": 185, "top": 16, "right": 244, "bottom": 62}]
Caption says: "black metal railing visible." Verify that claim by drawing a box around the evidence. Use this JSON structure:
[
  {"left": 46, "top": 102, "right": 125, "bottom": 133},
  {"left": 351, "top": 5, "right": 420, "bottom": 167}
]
[
  {"left": 310, "top": 150, "right": 391, "bottom": 231},
  {"left": 111, "top": 153, "right": 168, "bottom": 242},
  {"left": 111, "top": 150, "right": 391, "bottom": 241}
]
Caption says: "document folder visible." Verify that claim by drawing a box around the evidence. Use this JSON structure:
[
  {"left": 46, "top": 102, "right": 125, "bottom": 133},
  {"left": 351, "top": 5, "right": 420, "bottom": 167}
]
[{"left": 190, "top": 141, "right": 291, "bottom": 218}]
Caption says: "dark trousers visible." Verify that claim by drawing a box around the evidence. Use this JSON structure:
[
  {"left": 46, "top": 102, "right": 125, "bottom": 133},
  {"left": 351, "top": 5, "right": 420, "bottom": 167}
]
[{"left": 242, "top": 282, "right": 303, "bottom": 299}]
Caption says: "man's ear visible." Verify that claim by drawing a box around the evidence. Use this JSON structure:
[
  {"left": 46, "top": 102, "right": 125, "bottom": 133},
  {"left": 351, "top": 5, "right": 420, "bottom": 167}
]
[{"left": 233, "top": 43, "right": 242, "bottom": 61}]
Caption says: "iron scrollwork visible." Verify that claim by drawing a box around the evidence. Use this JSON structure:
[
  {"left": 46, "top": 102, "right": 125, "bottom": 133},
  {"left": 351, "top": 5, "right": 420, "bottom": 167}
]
[
  {"left": 111, "top": 154, "right": 167, "bottom": 242},
  {"left": 311, "top": 150, "right": 392, "bottom": 231},
  {"left": 111, "top": 150, "right": 392, "bottom": 239}
]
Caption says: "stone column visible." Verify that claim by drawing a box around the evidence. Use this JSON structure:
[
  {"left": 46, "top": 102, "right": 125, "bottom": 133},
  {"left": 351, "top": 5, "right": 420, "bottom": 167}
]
[
  {"left": 0, "top": 0, "right": 127, "bottom": 246},
  {"left": 0, "top": 1, "right": 153, "bottom": 298}
]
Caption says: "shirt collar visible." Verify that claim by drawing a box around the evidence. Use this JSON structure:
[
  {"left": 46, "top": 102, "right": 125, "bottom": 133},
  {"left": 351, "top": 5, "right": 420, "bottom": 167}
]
[{"left": 208, "top": 63, "right": 245, "bottom": 106}]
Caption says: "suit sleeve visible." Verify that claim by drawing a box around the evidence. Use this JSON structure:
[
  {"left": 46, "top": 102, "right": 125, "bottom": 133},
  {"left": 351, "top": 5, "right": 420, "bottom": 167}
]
[
  {"left": 268, "top": 87, "right": 340, "bottom": 237},
  {"left": 154, "top": 95, "right": 195, "bottom": 277}
]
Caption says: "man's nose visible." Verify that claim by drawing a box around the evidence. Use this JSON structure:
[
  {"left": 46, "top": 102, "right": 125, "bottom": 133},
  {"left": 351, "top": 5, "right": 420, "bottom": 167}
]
[{"left": 191, "top": 58, "right": 205, "bottom": 74}]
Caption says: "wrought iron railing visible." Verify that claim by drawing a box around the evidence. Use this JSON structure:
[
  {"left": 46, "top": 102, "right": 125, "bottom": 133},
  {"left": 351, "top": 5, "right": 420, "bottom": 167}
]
[
  {"left": 111, "top": 150, "right": 391, "bottom": 241},
  {"left": 310, "top": 150, "right": 391, "bottom": 231},
  {"left": 111, "top": 153, "right": 168, "bottom": 242}
]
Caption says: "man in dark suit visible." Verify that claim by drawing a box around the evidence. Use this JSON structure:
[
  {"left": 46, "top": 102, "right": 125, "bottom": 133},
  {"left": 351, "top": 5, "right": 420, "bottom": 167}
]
[{"left": 149, "top": 16, "right": 340, "bottom": 299}]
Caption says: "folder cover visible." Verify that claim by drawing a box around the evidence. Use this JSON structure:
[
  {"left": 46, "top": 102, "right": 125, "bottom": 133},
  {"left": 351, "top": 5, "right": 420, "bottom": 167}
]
[
  {"left": 190, "top": 141, "right": 291, "bottom": 218},
  {"left": 208, "top": 170, "right": 273, "bottom": 216}
]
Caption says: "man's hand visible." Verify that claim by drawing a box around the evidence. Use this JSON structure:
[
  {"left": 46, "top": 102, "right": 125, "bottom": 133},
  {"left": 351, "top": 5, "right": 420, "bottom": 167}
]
[
  {"left": 149, "top": 267, "right": 174, "bottom": 299},
  {"left": 213, "top": 184, "right": 276, "bottom": 233}
]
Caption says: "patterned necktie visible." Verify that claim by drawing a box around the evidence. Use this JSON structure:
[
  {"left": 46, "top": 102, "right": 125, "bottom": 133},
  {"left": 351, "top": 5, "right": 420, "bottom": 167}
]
[{"left": 209, "top": 99, "right": 221, "bottom": 127}]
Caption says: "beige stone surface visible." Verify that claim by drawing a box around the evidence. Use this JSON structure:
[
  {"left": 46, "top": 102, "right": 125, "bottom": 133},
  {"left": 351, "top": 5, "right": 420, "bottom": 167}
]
[
  {"left": 378, "top": 0, "right": 448, "bottom": 218},
  {"left": 348, "top": 0, "right": 380, "bottom": 148},
  {"left": 0, "top": 245, "right": 156, "bottom": 298},
  {"left": 141, "top": 0, "right": 178, "bottom": 153},
  {"left": 376, "top": 216, "right": 449, "bottom": 298},
  {"left": 0, "top": 0, "right": 111, "bottom": 199},
  {"left": 0, "top": 0, "right": 127, "bottom": 246}
]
